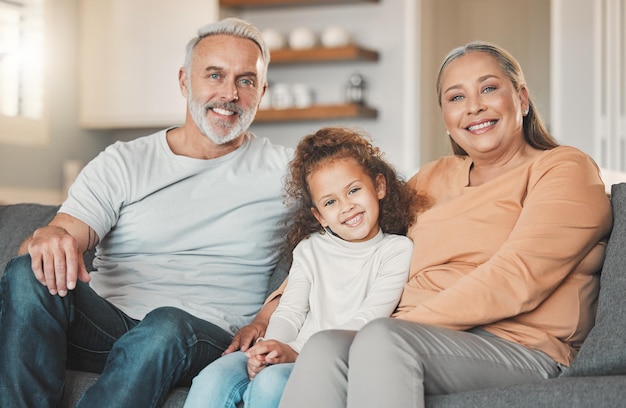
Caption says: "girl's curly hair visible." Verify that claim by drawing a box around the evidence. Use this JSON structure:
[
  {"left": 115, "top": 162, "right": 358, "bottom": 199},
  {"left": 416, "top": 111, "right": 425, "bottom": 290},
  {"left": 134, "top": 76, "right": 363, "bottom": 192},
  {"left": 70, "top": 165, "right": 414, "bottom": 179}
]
[{"left": 281, "top": 127, "right": 427, "bottom": 256}]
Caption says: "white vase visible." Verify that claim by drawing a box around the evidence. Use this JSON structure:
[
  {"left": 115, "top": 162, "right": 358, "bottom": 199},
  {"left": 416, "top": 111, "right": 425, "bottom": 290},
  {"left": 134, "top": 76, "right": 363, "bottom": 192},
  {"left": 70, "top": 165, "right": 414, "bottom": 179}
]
[
  {"left": 321, "top": 26, "right": 351, "bottom": 48},
  {"left": 288, "top": 27, "right": 317, "bottom": 50}
]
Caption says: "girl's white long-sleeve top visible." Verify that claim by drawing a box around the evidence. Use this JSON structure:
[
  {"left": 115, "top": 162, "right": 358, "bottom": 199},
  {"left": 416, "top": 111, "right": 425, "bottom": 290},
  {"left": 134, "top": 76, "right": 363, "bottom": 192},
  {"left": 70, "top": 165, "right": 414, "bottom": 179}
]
[{"left": 264, "top": 229, "right": 413, "bottom": 353}]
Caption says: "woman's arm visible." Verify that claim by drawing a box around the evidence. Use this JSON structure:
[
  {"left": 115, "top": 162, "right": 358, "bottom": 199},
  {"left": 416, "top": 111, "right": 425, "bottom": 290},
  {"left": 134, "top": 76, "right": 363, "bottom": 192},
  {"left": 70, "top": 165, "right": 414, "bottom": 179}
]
[{"left": 399, "top": 148, "right": 612, "bottom": 328}]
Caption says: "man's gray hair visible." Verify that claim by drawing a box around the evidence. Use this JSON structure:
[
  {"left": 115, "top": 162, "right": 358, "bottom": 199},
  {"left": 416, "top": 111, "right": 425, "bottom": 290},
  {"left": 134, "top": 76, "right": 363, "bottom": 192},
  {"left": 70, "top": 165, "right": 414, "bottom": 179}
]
[{"left": 184, "top": 18, "right": 270, "bottom": 80}]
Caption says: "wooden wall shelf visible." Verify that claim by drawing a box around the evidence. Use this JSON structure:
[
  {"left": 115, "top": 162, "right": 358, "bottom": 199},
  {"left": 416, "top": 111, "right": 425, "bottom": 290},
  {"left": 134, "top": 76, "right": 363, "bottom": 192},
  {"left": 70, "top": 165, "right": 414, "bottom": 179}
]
[
  {"left": 220, "top": 0, "right": 379, "bottom": 9},
  {"left": 254, "top": 103, "right": 377, "bottom": 123},
  {"left": 270, "top": 45, "right": 378, "bottom": 64},
  {"left": 222, "top": 0, "right": 380, "bottom": 124}
]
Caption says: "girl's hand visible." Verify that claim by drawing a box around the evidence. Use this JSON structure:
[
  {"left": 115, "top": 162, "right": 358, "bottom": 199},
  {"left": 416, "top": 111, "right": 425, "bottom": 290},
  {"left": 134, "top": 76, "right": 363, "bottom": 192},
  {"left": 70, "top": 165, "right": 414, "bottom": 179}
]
[
  {"left": 245, "top": 339, "right": 299, "bottom": 378},
  {"left": 246, "top": 353, "right": 267, "bottom": 379}
]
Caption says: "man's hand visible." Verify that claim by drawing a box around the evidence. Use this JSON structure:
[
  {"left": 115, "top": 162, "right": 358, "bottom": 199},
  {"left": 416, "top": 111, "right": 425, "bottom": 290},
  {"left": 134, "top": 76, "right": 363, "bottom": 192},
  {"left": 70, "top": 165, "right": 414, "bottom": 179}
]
[
  {"left": 223, "top": 295, "right": 281, "bottom": 354},
  {"left": 224, "top": 321, "right": 266, "bottom": 355},
  {"left": 19, "top": 213, "right": 96, "bottom": 297}
]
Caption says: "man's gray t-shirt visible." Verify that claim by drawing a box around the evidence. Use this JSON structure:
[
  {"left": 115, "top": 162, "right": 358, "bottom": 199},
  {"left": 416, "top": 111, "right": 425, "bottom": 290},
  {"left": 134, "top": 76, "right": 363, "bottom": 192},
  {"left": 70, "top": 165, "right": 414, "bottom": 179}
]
[{"left": 60, "top": 129, "right": 292, "bottom": 335}]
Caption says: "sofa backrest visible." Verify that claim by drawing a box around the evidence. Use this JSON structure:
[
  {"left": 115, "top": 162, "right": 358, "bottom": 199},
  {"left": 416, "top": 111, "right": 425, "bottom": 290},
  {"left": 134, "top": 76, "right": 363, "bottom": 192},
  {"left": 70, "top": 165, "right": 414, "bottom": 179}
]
[
  {"left": 564, "top": 182, "right": 626, "bottom": 376},
  {"left": 0, "top": 204, "right": 95, "bottom": 278},
  {"left": 0, "top": 204, "right": 58, "bottom": 277}
]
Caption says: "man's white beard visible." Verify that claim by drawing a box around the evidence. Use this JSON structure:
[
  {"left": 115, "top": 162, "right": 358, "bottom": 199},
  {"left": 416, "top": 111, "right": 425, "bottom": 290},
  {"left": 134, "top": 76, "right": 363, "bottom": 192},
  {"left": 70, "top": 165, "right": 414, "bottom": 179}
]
[{"left": 188, "top": 85, "right": 257, "bottom": 145}]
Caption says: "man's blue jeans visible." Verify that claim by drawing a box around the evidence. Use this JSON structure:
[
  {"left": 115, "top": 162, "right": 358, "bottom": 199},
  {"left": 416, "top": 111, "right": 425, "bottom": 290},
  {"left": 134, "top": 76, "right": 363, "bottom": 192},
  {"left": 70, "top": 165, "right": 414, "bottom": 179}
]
[
  {"left": 0, "top": 255, "right": 234, "bottom": 408},
  {"left": 184, "top": 351, "right": 293, "bottom": 408}
]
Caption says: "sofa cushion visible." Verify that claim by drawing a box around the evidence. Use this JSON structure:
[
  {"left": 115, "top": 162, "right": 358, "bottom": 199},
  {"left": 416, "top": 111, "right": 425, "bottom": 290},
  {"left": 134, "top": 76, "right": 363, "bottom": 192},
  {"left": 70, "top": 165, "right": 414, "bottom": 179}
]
[
  {"left": 61, "top": 370, "right": 189, "bottom": 407},
  {"left": 563, "top": 182, "right": 626, "bottom": 376},
  {"left": 425, "top": 376, "right": 626, "bottom": 408}
]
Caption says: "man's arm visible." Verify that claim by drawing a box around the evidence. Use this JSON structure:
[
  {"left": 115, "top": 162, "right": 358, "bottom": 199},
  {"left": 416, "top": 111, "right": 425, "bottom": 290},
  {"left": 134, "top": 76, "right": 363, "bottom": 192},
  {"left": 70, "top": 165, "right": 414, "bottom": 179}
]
[
  {"left": 20, "top": 213, "right": 99, "bottom": 297},
  {"left": 223, "top": 295, "right": 281, "bottom": 354}
]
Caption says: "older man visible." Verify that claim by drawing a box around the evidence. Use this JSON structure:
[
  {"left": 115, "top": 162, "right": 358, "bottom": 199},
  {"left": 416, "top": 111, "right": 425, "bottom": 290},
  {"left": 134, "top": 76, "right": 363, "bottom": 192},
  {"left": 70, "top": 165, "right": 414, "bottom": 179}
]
[{"left": 0, "top": 18, "right": 290, "bottom": 408}]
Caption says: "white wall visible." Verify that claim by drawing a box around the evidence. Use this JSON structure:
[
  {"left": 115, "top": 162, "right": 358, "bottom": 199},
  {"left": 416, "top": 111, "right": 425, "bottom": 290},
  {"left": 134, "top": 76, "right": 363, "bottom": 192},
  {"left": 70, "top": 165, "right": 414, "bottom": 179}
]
[
  {"left": 550, "top": 0, "right": 596, "bottom": 154},
  {"left": 552, "top": 0, "right": 626, "bottom": 172}
]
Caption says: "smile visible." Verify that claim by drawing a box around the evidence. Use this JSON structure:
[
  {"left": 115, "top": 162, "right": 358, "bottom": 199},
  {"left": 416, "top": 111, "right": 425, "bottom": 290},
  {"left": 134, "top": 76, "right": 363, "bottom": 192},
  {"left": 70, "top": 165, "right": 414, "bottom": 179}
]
[
  {"left": 344, "top": 213, "right": 363, "bottom": 226},
  {"left": 211, "top": 107, "right": 236, "bottom": 116},
  {"left": 467, "top": 120, "right": 497, "bottom": 131}
]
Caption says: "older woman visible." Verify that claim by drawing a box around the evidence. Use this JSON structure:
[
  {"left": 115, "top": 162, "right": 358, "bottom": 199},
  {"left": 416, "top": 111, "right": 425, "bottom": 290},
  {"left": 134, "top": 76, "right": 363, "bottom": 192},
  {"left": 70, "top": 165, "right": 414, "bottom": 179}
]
[{"left": 276, "top": 41, "right": 612, "bottom": 408}]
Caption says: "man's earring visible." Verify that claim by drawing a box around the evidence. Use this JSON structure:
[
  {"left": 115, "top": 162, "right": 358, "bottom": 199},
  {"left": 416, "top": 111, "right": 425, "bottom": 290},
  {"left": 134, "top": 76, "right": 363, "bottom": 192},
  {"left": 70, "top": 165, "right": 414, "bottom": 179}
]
[{"left": 446, "top": 130, "right": 451, "bottom": 136}]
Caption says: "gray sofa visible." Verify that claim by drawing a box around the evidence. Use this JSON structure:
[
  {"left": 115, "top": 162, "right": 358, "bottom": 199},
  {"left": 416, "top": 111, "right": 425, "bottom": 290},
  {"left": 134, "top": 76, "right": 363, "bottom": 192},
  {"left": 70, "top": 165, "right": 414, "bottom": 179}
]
[{"left": 2, "top": 183, "right": 626, "bottom": 407}]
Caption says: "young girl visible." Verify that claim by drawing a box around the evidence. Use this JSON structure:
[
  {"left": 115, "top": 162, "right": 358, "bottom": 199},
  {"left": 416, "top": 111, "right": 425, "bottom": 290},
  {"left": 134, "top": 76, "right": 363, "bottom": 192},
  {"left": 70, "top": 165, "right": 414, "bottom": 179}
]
[{"left": 183, "top": 127, "right": 426, "bottom": 408}]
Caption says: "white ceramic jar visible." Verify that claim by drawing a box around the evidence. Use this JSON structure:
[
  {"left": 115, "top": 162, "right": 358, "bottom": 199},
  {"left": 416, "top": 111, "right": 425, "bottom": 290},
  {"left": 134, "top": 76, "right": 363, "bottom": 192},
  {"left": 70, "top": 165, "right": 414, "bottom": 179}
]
[
  {"left": 288, "top": 27, "right": 317, "bottom": 50},
  {"left": 320, "top": 26, "right": 351, "bottom": 48}
]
